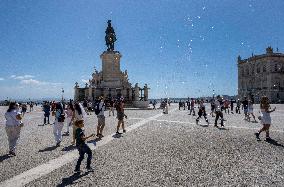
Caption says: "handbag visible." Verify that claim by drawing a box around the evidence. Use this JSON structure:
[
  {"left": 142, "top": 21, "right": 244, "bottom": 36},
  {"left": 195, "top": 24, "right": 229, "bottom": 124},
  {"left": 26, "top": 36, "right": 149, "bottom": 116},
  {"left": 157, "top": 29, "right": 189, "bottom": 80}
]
[{"left": 74, "top": 119, "right": 84, "bottom": 127}]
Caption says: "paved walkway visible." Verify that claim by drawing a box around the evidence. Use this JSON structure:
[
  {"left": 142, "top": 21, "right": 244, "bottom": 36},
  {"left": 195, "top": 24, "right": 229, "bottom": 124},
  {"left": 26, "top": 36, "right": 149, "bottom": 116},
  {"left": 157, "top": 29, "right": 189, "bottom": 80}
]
[{"left": 0, "top": 104, "right": 284, "bottom": 186}]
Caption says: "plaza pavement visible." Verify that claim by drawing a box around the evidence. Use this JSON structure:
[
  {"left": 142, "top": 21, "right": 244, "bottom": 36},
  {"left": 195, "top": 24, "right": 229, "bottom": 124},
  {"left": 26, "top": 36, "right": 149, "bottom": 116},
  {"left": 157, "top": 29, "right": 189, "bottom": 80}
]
[{"left": 0, "top": 103, "right": 284, "bottom": 186}]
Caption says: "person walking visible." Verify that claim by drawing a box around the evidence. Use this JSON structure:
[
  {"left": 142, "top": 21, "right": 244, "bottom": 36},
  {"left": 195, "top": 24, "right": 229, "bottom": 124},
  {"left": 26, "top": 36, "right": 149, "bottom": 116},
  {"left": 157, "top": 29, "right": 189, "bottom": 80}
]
[
  {"left": 65, "top": 103, "right": 74, "bottom": 135},
  {"left": 196, "top": 99, "right": 209, "bottom": 125},
  {"left": 236, "top": 99, "right": 241, "bottom": 114},
  {"left": 247, "top": 100, "right": 257, "bottom": 122},
  {"left": 96, "top": 97, "right": 106, "bottom": 138},
  {"left": 4, "top": 102, "right": 23, "bottom": 156},
  {"left": 224, "top": 100, "right": 230, "bottom": 114},
  {"left": 255, "top": 96, "right": 276, "bottom": 141},
  {"left": 189, "top": 98, "right": 195, "bottom": 116},
  {"left": 53, "top": 102, "right": 65, "bottom": 146},
  {"left": 43, "top": 102, "right": 50, "bottom": 125},
  {"left": 210, "top": 99, "right": 215, "bottom": 117},
  {"left": 21, "top": 103, "right": 27, "bottom": 116},
  {"left": 242, "top": 97, "right": 249, "bottom": 120},
  {"left": 72, "top": 103, "right": 85, "bottom": 145},
  {"left": 153, "top": 100, "right": 157, "bottom": 110},
  {"left": 230, "top": 99, "right": 234, "bottom": 114},
  {"left": 214, "top": 95, "right": 224, "bottom": 127},
  {"left": 116, "top": 99, "right": 127, "bottom": 134},
  {"left": 74, "top": 121, "right": 95, "bottom": 173},
  {"left": 109, "top": 99, "right": 115, "bottom": 116}
]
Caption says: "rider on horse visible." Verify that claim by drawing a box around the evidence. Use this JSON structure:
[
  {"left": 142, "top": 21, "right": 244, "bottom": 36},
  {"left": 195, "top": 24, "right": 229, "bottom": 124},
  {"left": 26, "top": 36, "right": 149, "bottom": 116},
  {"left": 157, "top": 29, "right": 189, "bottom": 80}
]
[{"left": 105, "top": 20, "right": 117, "bottom": 51}]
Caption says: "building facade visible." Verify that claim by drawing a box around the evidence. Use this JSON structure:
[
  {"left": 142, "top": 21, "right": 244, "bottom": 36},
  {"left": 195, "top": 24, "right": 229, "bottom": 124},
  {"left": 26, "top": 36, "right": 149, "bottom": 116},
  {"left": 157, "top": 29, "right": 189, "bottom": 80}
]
[{"left": 238, "top": 47, "right": 284, "bottom": 103}]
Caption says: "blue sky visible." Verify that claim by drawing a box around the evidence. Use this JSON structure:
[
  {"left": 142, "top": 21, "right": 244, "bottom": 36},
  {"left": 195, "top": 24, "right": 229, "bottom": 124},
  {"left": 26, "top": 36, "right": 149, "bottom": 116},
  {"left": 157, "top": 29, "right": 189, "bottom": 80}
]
[{"left": 0, "top": 0, "right": 284, "bottom": 100}]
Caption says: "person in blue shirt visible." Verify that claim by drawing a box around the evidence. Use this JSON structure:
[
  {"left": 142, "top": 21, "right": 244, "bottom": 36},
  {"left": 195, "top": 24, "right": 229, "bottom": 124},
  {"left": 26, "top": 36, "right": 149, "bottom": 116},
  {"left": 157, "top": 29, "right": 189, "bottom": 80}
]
[{"left": 43, "top": 102, "right": 51, "bottom": 125}]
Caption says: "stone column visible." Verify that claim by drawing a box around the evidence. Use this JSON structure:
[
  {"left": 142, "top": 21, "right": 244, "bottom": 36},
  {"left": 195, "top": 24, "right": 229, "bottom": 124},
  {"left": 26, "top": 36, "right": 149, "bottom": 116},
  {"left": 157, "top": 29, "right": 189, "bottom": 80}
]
[
  {"left": 100, "top": 51, "right": 122, "bottom": 81},
  {"left": 74, "top": 82, "right": 79, "bottom": 101},
  {"left": 88, "top": 85, "right": 93, "bottom": 101},
  {"left": 134, "top": 83, "right": 139, "bottom": 101},
  {"left": 144, "top": 84, "right": 149, "bottom": 101}
]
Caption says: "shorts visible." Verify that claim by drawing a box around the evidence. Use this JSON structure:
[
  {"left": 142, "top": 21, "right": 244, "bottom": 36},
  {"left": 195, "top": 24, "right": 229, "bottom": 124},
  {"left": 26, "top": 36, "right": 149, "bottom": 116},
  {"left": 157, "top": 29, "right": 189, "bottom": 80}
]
[
  {"left": 97, "top": 116, "right": 105, "bottom": 126},
  {"left": 117, "top": 112, "right": 124, "bottom": 121}
]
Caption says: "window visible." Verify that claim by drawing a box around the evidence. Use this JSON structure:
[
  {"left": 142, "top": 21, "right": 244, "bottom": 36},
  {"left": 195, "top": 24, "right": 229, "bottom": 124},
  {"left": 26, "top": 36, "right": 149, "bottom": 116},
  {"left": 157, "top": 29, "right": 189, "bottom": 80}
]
[
  {"left": 263, "top": 65, "right": 266, "bottom": 72},
  {"left": 256, "top": 66, "right": 260, "bottom": 73},
  {"left": 274, "top": 64, "right": 278, "bottom": 72}
]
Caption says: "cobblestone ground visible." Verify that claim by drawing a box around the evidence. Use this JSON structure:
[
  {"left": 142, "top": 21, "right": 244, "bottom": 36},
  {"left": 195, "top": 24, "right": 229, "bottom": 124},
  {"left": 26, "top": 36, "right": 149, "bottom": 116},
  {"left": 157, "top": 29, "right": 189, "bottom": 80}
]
[{"left": 0, "top": 104, "right": 284, "bottom": 186}]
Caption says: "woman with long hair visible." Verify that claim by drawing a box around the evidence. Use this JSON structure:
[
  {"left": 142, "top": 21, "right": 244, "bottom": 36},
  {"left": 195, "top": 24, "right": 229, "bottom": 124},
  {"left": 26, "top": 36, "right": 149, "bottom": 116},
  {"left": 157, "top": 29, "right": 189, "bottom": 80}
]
[
  {"left": 53, "top": 102, "right": 65, "bottom": 146},
  {"left": 255, "top": 96, "right": 276, "bottom": 141},
  {"left": 4, "top": 102, "right": 23, "bottom": 156},
  {"left": 72, "top": 102, "right": 86, "bottom": 145},
  {"left": 65, "top": 103, "right": 74, "bottom": 135}
]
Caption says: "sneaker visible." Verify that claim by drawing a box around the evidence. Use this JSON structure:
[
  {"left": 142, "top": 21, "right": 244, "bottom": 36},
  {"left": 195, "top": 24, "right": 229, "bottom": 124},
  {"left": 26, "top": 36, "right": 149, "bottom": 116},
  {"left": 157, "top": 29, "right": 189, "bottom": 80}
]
[
  {"left": 255, "top": 132, "right": 260, "bottom": 139},
  {"left": 9, "top": 151, "right": 16, "bottom": 156},
  {"left": 74, "top": 168, "right": 81, "bottom": 173},
  {"left": 214, "top": 124, "right": 218, "bottom": 127},
  {"left": 266, "top": 137, "right": 272, "bottom": 141},
  {"left": 196, "top": 119, "right": 199, "bottom": 125},
  {"left": 116, "top": 131, "right": 122, "bottom": 134},
  {"left": 56, "top": 141, "right": 61, "bottom": 147},
  {"left": 86, "top": 167, "right": 94, "bottom": 172},
  {"left": 123, "top": 129, "right": 126, "bottom": 133}
]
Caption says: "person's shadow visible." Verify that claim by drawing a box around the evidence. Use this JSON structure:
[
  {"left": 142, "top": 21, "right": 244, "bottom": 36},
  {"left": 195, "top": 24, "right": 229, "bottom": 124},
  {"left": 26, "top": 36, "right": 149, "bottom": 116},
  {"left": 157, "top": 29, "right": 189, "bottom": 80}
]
[
  {"left": 0, "top": 154, "right": 13, "bottom": 162},
  {"left": 61, "top": 145, "right": 76, "bottom": 152},
  {"left": 56, "top": 172, "right": 91, "bottom": 187},
  {"left": 39, "top": 145, "right": 58, "bottom": 152},
  {"left": 112, "top": 133, "right": 123, "bottom": 139},
  {"left": 266, "top": 138, "right": 284, "bottom": 147}
]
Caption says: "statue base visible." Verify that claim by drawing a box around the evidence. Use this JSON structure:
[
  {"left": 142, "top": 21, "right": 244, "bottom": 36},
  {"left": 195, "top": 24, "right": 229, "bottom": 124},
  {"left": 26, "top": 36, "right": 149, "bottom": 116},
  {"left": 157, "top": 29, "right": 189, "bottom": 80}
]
[{"left": 133, "top": 101, "right": 150, "bottom": 108}]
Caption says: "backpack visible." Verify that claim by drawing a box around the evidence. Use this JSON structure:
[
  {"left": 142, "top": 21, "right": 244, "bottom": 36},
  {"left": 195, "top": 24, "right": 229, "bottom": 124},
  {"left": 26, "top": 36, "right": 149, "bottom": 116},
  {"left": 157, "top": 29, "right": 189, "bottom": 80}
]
[{"left": 94, "top": 102, "right": 102, "bottom": 115}]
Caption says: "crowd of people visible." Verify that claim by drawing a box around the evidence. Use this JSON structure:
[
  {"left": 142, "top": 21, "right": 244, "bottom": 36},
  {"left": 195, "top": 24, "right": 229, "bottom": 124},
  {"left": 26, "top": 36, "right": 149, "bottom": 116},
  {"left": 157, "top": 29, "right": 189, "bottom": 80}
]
[
  {"left": 3, "top": 95, "right": 276, "bottom": 172},
  {"left": 3, "top": 96, "right": 127, "bottom": 172}
]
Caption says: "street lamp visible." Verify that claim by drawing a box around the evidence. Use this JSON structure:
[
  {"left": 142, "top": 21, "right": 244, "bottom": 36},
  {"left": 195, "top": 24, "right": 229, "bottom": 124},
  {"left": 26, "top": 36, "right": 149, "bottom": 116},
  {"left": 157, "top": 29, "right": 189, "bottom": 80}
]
[
  {"left": 61, "top": 88, "right": 64, "bottom": 102},
  {"left": 212, "top": 90, "right": 215, "bottom": 99}
]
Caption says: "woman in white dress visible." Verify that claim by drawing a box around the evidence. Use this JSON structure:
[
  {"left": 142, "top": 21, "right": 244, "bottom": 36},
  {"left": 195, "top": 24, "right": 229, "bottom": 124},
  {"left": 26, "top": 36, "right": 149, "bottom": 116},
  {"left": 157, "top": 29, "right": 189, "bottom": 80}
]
[
  {"left": 255, "top": 96, "right": 276, "bottom": 141},
  {"left": 247, "top": 100, "right": 257, "bottom": 122}
]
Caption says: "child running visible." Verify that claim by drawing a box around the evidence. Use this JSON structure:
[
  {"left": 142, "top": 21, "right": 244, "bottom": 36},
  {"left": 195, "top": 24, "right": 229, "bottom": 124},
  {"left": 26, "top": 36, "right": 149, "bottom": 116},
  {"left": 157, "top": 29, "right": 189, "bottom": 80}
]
[
  {"left": 74, "top": 120, "right": 95, "bottom": 173},
  {"left": 255, "top": 96, "right": 276, "bottom": 141}
]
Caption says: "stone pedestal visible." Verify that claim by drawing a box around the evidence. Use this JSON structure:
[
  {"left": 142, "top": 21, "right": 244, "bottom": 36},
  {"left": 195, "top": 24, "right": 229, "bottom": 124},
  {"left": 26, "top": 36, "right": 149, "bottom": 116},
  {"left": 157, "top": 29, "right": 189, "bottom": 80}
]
[{"left": 100, "top": 51, "right": 122, "bottom": 82}]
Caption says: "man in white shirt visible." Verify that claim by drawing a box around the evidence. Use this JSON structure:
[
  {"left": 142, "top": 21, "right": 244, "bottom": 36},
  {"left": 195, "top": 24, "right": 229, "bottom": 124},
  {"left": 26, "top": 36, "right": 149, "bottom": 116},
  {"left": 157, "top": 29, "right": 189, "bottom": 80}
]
[{"left": 96, "top": 97, "right": 106, "bottom": 138}]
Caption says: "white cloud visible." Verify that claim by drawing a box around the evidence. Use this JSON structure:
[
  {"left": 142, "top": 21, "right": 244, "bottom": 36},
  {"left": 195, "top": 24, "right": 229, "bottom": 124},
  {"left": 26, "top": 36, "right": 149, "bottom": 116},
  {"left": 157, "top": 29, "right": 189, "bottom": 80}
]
[
  {"left": 20, "top": 79, "right": 41, "bottom": 85},
  {"left": 81, "top": 79, "right": 89, "bottom": 83},
  {"left": 20, "top": 79, "right": 61, "bottom": 87},
  {"left": 0, "top": 77, "right": 4, "bottom": 81},
  {"left": 10, "top": 75, "right": 35, "bottom": 80}
]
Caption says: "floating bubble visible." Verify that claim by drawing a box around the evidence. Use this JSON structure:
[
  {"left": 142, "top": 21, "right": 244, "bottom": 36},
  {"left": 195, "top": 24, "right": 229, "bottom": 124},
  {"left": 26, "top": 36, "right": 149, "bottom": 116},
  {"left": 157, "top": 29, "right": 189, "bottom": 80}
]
[
  {"left": 202, "top": 6, "right": 206, "bottom": 10},
  {"left": 197, "top": 16, "right": 201, "bottom": 19}
]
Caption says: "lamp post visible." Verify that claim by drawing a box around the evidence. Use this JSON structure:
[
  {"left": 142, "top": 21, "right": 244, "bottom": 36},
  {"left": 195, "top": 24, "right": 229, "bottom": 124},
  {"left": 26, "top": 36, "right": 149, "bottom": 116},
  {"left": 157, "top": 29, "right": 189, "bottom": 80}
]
[
  {"left": 212, "top": 90, "right": 215, "bottom": 100},
  {"left": 61, "top": 88, "right": 64, "bottom": 103}
]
